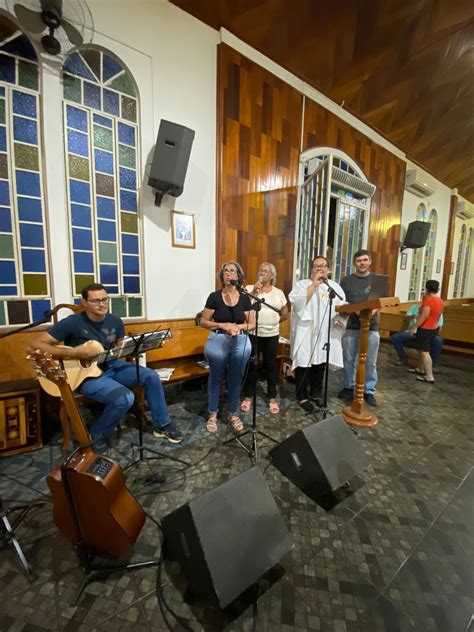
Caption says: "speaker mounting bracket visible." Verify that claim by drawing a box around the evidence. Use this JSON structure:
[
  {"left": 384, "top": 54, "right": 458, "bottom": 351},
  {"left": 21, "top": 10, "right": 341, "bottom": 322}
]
[{"left": 153, "top": 189, "right": 172, "bottom": 207}]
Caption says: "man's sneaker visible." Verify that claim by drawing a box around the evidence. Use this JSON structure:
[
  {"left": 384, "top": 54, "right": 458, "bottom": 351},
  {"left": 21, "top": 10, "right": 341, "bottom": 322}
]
[
  {"left": 298, "top": 400, "right": 314, "bottom": 413},
  {"left": 153, "top": 422, "right": 183, "bottom": 444},
  {"left": 364, "top": 393, "right": 377, "bottom": 407},
  {"left": 337, "top": 388, "right": 354, "bottom": 400}
]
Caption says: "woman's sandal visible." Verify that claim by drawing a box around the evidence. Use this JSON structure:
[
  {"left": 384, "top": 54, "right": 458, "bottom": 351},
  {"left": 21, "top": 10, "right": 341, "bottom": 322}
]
[
  {"left": 269, "top": 401, "right": 280, "bottom": 414},
  {"left": 206, "top": 415, "right": 218, "bottom": 433},
  {"left": 416, "top": 376, "right": 435, "bottom": 384},
  {"left": 408, "top": 367, "right": 425, "bottom": 375},
  {"left": 228, "top": 415, "right": 244, "bottom": 432},
  {"left": 240, "top": 399, "right": 252, "bottom": 413}
]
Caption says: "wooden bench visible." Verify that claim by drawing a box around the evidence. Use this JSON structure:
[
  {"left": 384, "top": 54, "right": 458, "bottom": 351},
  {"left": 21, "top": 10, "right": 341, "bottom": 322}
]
[
  {"left": 379, "top": 299, "right": 474, "bottom": 355},
  {"left": 126, "top": 318, "right": 209, "bottom": 383}
]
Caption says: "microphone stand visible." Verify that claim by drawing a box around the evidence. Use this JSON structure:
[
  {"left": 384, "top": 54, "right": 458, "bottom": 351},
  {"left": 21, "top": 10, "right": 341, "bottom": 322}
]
[
  {"left": 124, "top": 331, "right": 190, "bottom": 481},
  {"left": 223, "top": 284, "right": 280, "bottom": 465},
  {"left": 319, "top": 281, "right": 352, "bottom": 427}
]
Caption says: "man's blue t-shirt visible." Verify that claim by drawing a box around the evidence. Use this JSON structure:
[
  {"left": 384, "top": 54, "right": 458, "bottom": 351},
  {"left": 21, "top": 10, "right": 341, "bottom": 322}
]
[{"left": 48, "top": 312, "right": 124, "bottom": 350}]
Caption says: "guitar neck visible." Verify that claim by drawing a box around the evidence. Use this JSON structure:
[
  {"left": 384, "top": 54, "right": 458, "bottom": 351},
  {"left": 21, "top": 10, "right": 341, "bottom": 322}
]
[{"left": 57, "top": 380, "right": 91, "bottom": 445}]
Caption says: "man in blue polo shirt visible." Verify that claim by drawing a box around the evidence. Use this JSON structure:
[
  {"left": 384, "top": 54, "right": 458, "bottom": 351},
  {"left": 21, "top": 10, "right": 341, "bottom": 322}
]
[{"left": 31, "top": 283, "right": 183, "bottom": 447}]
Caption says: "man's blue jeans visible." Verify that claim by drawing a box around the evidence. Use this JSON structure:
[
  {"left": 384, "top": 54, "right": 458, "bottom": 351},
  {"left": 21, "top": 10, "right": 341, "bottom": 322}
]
[
  {"left": 391, "top": 331, "right": 443, "bottom": 365},
  {"left": 204, "top": 331, "right": 251, "bottom": 414},
  {"left": 342, "top": 329, "right": 380, "bottom": 395},
  {"left": 79, "top": 359, "right": 169, "bottom": 440}
]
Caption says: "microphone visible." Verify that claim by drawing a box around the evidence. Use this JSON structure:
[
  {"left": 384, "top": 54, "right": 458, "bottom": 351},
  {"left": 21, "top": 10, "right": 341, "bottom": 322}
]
[
  {"left": 229, "top": 279, "right": 242, "bottom": 288},
  {"left": 257, "top": 274, "right": 265, "bottom": 283}
]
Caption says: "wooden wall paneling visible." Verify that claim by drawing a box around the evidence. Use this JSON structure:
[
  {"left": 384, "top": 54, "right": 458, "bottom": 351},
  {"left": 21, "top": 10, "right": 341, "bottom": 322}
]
[
  {"left": 216, "top": 44, "right": 302, "bottom": 295},
  {"left": 441, "top": 194, "right": 459, "bottom": 299},
  {"left": 302, "top": 98, "right": 406, "bottom": 295}
]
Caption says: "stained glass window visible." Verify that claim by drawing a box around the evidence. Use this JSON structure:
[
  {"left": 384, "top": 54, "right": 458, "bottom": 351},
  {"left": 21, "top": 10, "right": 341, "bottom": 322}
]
[
  {"left": 62, "top": 48, "right": 143, "bottom": 319},
  {"left": 0, "top": 21, "right": 51, "bottom": 327},
  {"left": 453, "top": 224, "right": 467, "bottom": 298},
  {"left": 421, "top": 209, "right": 437, "bottom": 291},
  {"left": 408, "top": 203, "right": 427, "bottom": 300}
]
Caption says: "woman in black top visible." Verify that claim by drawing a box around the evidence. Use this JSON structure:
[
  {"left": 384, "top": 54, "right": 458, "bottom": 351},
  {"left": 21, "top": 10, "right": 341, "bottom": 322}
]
[{"left": 200, "top": 261, "right": 255, "bottom": 432}]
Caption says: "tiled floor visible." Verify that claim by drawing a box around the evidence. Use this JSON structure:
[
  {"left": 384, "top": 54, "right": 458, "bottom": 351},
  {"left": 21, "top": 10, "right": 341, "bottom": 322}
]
[{"left": 1, "top": 344, "right": 473, "bottom": 631}]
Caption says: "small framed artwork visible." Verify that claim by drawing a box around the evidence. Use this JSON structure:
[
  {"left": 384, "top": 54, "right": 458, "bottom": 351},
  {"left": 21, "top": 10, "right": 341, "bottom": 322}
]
[
  {"left": 400, "top": 252, "right": 407, "bottom": 270},
  {"left": 171, "top": 210, "right": 195, "bottom": 249},
  {"left": 450, "top": 261, "right": 454, "bottom": 275},
  {"left": 436, "top": 259, "right": 442, "bottom": 274}
]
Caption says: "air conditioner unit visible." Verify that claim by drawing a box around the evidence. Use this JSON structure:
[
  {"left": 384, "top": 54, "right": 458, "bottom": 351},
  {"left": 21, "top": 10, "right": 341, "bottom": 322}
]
[
  {"left": 456, "top": 201, "right": 474, "bottom": 220},
  {"left": 331, "top": 166, "right": 376, "bottom": 198},
  {"left": 405, "top": 170, "right": 435, "bottom": 198}
]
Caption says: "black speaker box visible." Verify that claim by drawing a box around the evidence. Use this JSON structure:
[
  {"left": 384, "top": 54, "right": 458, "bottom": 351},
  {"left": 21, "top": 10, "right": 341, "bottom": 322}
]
[
  {"left": 161, "top": 466, "right": 293, "bottom": 609},
  {"left": 269, "top": 415, "right": 369, "bottom": 501},
  {"left": 403, "top": 221, "right": 430, "bottom": 249},
  {"left": 148, "top": 119, "right": 195, "bottom": 201}
]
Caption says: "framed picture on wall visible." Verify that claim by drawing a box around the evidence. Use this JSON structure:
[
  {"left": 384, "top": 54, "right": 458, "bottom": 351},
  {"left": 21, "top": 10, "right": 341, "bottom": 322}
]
[
  {"left": 436, "top": 259, "right": 442, "bottom": 274},
  {"left": 171, "top": 211, "right": 195, "bottom": 249},
  {"left": 400, "top": 252, "right": 407, "bottom": 270}
]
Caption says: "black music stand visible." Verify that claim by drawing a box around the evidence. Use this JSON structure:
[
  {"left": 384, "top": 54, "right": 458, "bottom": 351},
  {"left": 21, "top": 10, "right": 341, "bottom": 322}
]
[
  {"left": 60, "top": 444, "right": 158, "bottom": 604},
  {"left": 0, "top": 309, "right": 51, "bottom": 579},
  {"left": 224, "top": 287, "right": 280, "bottom": 465},
  {"left": 122, "top": 330, "right": 190, "bottom": 475},
  {"left": 0, "top": 497, "right": 44, "bottom": 579}
]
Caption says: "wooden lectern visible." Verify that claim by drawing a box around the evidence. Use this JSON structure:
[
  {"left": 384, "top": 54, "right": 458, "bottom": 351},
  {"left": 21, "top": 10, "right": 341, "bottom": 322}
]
[{"left": 336, "top": 297, "right": 399, "bottom": 427}]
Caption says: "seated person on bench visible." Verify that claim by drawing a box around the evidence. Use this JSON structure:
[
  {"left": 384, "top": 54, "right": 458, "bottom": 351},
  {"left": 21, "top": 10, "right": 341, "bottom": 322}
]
[{"left": 31, "top": 283, "right": 183, "bottom": 447}]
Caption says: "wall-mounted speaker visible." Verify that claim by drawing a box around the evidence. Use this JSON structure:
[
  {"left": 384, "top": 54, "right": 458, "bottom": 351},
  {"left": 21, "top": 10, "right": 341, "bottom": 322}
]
[
  {"left": 161, "top": 466, "right": 293, "bottom": 609},
  {"left": 269, "top": 415, "right": 369, "bottom": 502},
  {"left": 148, "top": 119, "right": 195, "bottom": 206},
  {"left": 403, "top": 221, "right": 430, "bottom": 249}
]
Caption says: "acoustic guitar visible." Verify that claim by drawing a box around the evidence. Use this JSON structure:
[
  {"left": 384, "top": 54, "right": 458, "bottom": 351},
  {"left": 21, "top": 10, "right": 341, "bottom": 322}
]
[
  {"left": 37, "top": 329, "right": 172, "bottom": 397},
  {"left": 30, "top": 352, "right": 146, "bottom": 559}
]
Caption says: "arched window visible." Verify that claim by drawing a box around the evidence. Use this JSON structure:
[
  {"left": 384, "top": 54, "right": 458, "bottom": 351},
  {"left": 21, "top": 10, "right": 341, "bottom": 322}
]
[
  {"left": 421, "top": 209, "right": 437, "bottom": 290},
  {"left": 0, "top": 17, "right": 51, "bottom": 327},
  {"left": 408, "top": 203, "right": 427, "bottom": 300},
  {"left": 62, "top": 47, "right": 143, "bottom": 318},
  {"left": 296, "top": 148, "right": 373, "bottom": 282},
  {"left": 453, "top": 224, "right": 467, "bottom": 298},
  {"left": 460, "top": 227, "right": 472, "bottom": 297}
]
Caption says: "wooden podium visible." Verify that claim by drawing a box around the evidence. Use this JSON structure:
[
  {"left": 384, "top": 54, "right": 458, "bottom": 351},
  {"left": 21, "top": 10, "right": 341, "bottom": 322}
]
[{"left": 336, "top": 297, "right": 399, "bottom": 427}]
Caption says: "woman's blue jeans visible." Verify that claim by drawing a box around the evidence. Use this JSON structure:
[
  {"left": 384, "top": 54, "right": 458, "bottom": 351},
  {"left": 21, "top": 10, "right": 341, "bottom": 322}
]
[
  {"left": 204, "top": 331, "right": 251, "bottom": 414},
  {"left": 79, "top": 359, "right": 169, "bottom": 439}
]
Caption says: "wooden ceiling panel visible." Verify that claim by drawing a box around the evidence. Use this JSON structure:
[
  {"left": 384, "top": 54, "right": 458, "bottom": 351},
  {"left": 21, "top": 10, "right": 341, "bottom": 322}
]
[{"left": 172, "top": 0, "right": 474, "bottom": 201}]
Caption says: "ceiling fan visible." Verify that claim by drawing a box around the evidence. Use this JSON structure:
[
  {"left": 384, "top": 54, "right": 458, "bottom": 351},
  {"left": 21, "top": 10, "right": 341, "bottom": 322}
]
[{"left": 8, "top": 0, "right": 94, "bottom": 56}]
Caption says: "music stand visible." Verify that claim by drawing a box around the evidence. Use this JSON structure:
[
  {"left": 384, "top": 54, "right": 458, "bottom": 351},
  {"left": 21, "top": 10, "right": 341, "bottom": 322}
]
[
  {"left": 59, "top": 445, "right": 158, "bottom": 604},
  {"left": 0, "top": 497, "right": 44, "bottom": 579},
  {"left": 122, "top": 330, "right": 190, "bottom": 474},
  {"left": 224, "top": 287, "right": 280, "bottom": 465}
]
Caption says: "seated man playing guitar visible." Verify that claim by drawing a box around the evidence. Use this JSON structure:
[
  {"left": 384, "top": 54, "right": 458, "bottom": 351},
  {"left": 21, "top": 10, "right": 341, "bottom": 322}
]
[{"left": 31, "top": 283, "right": 183, "bottom": 446}]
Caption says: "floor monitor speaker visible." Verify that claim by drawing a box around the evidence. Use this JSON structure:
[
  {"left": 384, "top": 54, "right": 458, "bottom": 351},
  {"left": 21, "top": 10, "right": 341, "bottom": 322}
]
[
  {"left": 269, "top": 415, "right": 369, "bottom": 501},
  {"left": 161, "top": 466, "right": 292, "bottom": 608},
  {"left": 403, "top": 221, "right": 430, "bottom": 249}
]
